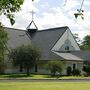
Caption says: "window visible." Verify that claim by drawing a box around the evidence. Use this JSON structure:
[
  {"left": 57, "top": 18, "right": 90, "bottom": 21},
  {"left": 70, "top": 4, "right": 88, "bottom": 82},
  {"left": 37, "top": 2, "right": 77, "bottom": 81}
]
[
  {"left": 65, "top": 46, "right": 69, "bottom": 51},
  {"left": 73, "top": 64, "right": 76, "bottom": 70}
]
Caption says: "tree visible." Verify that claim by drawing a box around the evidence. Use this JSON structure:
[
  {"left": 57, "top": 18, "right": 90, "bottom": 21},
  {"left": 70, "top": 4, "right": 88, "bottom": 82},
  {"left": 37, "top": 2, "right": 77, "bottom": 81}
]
[
  {"left": 0, "top": 0, "right": 24, "bottom": 73},
  {"left": 0, "top": 0, "right": 24, "bottom": 25},
  {"left": 80, "top": 35, "right": 90, "bottom": 50},
  {"left": 64, "top": 0, "right": 85, "bottom": 20},
  {"left": 46, "top": 60, "right": 65, "bottom": 76},
  {"left": 83, "top": 65, "right": 90, "bottom": 76},
  {"left": 9, "top": 45, "right": 41, "bottom": 76},
  {"left": 72, "top": 69, "right": 81, "bottom": 76},
  {"left": 0, "top": 23, "right": 8, "bottom": 73},
  {"left": 73, "top": 33, "right": 81, "bottom": 46},
  {"left": 66, "top": 66, "right": 72, "bottom": 76}
]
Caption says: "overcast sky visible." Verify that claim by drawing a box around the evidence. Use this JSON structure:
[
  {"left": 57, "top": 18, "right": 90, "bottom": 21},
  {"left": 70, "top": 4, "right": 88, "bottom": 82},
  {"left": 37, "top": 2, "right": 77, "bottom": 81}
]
[{"left": 0, "top": 0, "right": 90, "bottom": 39}]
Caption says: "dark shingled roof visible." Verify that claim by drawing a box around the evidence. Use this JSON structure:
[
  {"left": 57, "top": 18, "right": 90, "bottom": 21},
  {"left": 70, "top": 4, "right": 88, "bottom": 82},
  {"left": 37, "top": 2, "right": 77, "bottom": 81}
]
[
  {"left": 4, "top": 27, "right": 31, "bottom": 50},
  {"left": 32, "top": 26, "right": 68, "bottom": 60},
  {"left": 4, "top": 26, "right": 90, "bottom": 61},
  {"left": 31, "top": 26, "right": 90, "bottom": 61},
  {"left": 71, "top": 51, "right": 90, "bottom": 61}
]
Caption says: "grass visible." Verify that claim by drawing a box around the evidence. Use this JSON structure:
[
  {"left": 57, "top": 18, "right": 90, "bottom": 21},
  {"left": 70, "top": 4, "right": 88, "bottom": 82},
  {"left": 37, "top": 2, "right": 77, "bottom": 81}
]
[
  {"left": 0, "top": 74, "right": 90, "bottom": 79},
  {"left": 0, "top": 82, "right": 90, "bottom": 90},
  {"left": 0, "top": 74, "right": 51, "bottom": 79}
]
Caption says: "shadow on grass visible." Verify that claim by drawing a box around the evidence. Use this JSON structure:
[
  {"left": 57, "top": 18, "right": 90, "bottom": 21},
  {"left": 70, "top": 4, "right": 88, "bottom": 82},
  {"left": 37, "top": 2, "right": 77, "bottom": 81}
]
[
  {"left": 0, "top": 74, "right": 62, "bottom": 79},
  {"left": 44, "top": 75, "right": 58, "bottom": 78},
  {"left": 8, "top": 74, "right": 33, "bottom": 78},
  {"left": 0, "top": 74, "right": 33, "bottom": 78}
]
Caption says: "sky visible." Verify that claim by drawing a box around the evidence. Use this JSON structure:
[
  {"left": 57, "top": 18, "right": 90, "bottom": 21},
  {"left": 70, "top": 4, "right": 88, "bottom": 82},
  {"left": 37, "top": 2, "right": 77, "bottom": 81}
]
[{"left": 0, "top": 0, "right": 90, "bottom": 39}]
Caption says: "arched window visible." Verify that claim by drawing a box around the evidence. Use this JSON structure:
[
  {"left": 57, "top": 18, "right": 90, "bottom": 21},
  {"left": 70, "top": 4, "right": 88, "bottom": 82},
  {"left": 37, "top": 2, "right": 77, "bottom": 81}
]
[{"left": 65, "top": 46, "right": 69, "bottom": 51}]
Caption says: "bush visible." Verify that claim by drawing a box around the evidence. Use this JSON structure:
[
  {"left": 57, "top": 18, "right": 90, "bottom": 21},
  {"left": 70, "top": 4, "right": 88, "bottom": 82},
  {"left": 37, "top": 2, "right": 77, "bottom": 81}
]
[
  {"left": 72, "top": 69, "right": 81, "bottom": 76},
  {"left": 66, "top": 66, "right": 72, "bottom": 76},
  {"left": 46, "top": 61, "right": 65, "bottom": 76},
  {"left": 83, "top": 66, "right": 90, "bottom": 76}
]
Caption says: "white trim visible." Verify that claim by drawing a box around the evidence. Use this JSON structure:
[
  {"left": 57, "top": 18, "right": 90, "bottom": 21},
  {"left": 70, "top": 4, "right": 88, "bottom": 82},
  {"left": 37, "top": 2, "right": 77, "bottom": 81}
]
[
  {"left": 53, "top": 51, "right": 83, "bottom": 61},
  {"left": 51, "top": 28, "right": 80, "bottom": 51}
]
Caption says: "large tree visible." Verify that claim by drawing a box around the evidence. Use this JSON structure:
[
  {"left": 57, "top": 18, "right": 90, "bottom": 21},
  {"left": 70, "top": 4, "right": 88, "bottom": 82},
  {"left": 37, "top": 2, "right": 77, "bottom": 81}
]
[
  {"left": 0, "top": 0, "right": 24, "bottom": 73},
  {"left": 80, "top": 35, "right": 90, "bottom": 50},
  {"left": 9, "top": 45, "right": 41, "bottom": 76},
  {"left": 0, "top": 0, "right": 24, "bottom": 25},
  {"left": 0, "top": 23, "right": 7, "bottom": 73}
]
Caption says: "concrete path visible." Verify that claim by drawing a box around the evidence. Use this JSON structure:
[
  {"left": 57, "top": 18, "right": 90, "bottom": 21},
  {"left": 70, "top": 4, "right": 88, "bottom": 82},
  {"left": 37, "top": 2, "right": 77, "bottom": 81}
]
[{"left": 0, "top": 78, "right": 90, "bottom": 82}]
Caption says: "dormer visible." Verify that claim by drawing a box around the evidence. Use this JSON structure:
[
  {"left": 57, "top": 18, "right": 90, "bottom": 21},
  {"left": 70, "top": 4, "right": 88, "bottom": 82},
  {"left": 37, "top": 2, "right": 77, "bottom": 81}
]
[{"left": 51, "top": 28, "right": 80, "bottom": 52}]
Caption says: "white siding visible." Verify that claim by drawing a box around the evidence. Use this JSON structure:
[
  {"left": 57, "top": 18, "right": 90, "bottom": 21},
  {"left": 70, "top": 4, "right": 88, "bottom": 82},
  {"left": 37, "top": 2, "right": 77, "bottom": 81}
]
[{"left": 52, "top": 28, "right": 80, "bottom": 51}]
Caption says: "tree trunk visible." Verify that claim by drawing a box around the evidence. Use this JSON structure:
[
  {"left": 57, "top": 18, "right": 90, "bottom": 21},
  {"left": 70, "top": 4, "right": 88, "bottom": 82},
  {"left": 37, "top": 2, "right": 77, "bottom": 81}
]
[
  {"left": 35, "top": 64, "right": 38, "bottom": 72},
  {"left": 0, "top": 49, "right": 5, "bottom": 74},
  {"left": 19, "top": 64, "right": 23, "bottom": 72},
  {"left": 26, "top": 66, "right": 30, "bottom": 76}
]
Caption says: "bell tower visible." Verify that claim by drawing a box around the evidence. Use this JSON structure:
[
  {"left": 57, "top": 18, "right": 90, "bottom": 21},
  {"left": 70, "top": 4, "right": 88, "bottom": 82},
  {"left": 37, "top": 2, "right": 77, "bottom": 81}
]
[{"left": 26, "top": 0, "right": 38, "bottom": 38}]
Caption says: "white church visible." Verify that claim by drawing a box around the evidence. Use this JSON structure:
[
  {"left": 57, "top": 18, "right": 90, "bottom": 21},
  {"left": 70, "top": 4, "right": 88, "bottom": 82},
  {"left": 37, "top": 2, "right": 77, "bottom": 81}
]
[{"left": 4, "top": 25, "right": 90, "bottom": 75}]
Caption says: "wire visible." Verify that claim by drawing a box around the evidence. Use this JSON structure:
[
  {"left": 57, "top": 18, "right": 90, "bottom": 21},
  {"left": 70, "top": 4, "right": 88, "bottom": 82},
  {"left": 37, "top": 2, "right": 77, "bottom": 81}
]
[
  {"left": 64, "top": 0, "right": 67, "bottom": 6},
  {"left": 80, "top": 0, "right": 85, "bottom": 11}
]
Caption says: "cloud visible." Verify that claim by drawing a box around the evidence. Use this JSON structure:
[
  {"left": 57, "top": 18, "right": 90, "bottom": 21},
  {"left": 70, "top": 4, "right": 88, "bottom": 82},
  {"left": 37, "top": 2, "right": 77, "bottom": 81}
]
[
  {"left": 84, "top": 0, "right": 90, "bottom": 6},
  {"left": 38, "top": 7, "right": 75, "bottom": 28},
  {"left": 37, "top": 3, "right": 90, "bottom": 39},
  {"left": 62, "top": 0, "right": 79, "bottom": 10},
  {"left": 0, "top": 0, "right": 89, "bottom": 39}
]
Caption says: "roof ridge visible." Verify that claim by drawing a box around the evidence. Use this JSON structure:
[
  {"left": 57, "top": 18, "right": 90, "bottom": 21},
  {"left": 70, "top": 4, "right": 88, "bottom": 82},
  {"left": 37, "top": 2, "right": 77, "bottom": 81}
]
[
  {"left": 4, "top": 26, "right": 69, "bottom": 32},
  {"left": 4, "top": 27, "right": 26, "bottom": 31},
  {"left": 38, "top": 26, "right": 69, "bottom": 32}
]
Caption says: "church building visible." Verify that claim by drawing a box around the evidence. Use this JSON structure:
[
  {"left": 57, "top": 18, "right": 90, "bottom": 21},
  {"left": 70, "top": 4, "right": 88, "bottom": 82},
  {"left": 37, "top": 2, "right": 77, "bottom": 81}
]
[{"left": 4, "top": 26, "right": 90, "bottom": 74}]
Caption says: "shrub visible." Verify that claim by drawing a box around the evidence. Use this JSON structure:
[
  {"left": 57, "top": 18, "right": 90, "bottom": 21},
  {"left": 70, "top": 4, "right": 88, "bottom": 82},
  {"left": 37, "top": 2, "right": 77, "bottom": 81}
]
[
  {"left": 46, "top": 61, "right": 65, "bottom": 76},
  {"left": 66, "top": 66, "right": 72, "bottom": 76},
  {"left": 83, "top": 66, "right": 90, "bottom": 76},
  {"left": 72, "top": 69, "right": 81, "bottom": 76}
]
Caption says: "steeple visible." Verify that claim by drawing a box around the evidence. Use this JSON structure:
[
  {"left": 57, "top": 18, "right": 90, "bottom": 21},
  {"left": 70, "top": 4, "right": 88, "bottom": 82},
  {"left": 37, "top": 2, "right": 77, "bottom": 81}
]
[{"left": 26, "top": 1, "right": 38, "bottom": 38}]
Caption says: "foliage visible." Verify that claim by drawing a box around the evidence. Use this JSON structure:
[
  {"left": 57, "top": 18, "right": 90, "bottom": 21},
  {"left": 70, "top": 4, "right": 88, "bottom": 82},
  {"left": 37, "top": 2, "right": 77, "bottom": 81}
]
[
  {"left": 74, "top": 12, "right": 84, "bottom": 20},
  {"left": 0, "top": 23, "right": 7, "bottom": 73},
  {"left": 66, "top": 66, "right": 72, "bottom": 76},
  {"left": 72, "top": 69, "right": 81, "bottom": 76},
  {"left": 83, "top": 65, "right": 90, "bottom": 76},
  {"left": 9, "top": 45, "right": 41, "bottom": 76},
  {"left": 80, "top": 35, "right": 90, "bottom": 50},
  {"left": 0, "top": 0, "right": 24, "bottom": 72},
  {"left": 66, "top": 66, "right": 81, "bottom": 76},
  {"left": 0, "top": 0, "right": 24, "bottom": 25},
  {"left": 46, "top": 60, "right": 65, "bottom": 76},
  {"left": 74, "top": 0, "right": 84, "bottom": 20},
  {"left": 0, "top": 23, "right": 7, "bottom": 51},
  {"left": 73, "top": 33, "right": 81, "bottom": 46}
]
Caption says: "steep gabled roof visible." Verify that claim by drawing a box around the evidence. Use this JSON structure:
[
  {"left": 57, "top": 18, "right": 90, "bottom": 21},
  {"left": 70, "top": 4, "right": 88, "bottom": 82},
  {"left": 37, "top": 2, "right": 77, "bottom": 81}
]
[
  {"left": 4, "top": 27, "right": 31, "bottom": 50},
  {"left": 4, "top": 26, "right": 90, "bottom": 61},
  {"left": 31, "top": 26, "right": 90, "bottom": 61},
  {"left": 32, "top": 26, "right": 68, "bottom": 60}
]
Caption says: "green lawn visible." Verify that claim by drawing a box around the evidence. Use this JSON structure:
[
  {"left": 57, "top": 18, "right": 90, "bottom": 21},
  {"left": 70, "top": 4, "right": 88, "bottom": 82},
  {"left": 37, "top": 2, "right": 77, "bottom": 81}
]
[
  {"left": 0, "top": 82, "right": 90, "bottom": 90},
  {"left": 0, "top": 74, "right": 90, "bottom": 79}
]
